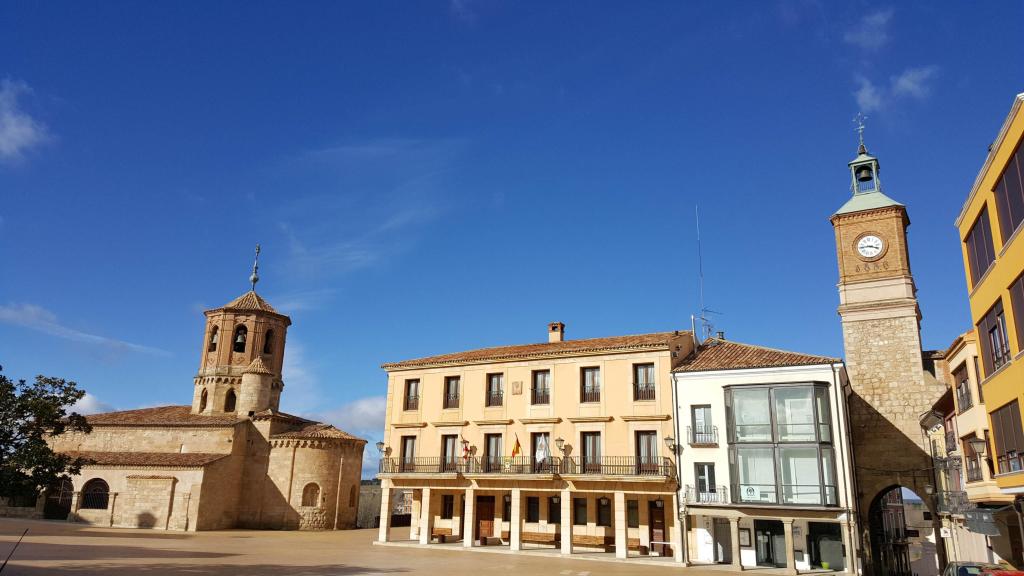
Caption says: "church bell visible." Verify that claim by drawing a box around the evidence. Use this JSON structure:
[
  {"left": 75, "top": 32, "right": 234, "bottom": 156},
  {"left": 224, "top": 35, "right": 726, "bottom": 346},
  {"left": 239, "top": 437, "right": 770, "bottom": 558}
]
[{"left": 855, "top": 164, "right": 873, "bottom": 182}]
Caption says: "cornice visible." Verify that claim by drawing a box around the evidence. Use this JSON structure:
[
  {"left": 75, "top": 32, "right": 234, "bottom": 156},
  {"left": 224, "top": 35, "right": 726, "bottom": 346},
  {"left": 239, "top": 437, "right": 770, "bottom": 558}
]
[
  {"left": 621, "top": 415, "right": 671, "bottom": 422},
  {"left": 392, "top": 422, "right": 428, "bottom": 429},
  {"left": 472, "top": 419, "right": 514, "bottom": 426},
  {"left": 567, "top": 416, "right": 614, "bottom": 423},
  {"left": 430, "top": 421, "right": 469, "bottom": 427},
  {"left": 518, "top": 417, "right": 562, "bottom": 424}
]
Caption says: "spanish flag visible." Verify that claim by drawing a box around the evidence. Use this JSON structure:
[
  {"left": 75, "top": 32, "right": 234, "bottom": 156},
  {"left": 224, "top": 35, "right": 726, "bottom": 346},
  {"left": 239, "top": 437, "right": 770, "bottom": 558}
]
[{"left": 511, "top": 434, "right": 522, "bottom": 458}]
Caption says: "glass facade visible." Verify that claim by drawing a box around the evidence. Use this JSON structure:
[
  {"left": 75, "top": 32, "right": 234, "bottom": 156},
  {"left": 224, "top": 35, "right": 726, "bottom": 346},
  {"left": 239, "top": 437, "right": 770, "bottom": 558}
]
[{"left": 727, "top": 383, "right": 838, "bottom": 506}]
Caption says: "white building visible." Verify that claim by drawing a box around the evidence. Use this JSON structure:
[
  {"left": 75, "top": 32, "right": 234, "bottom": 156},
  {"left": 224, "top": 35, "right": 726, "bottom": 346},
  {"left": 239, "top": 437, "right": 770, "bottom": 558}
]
[{"left": 672, "top": 336, "right": 860, "bottom": 574}]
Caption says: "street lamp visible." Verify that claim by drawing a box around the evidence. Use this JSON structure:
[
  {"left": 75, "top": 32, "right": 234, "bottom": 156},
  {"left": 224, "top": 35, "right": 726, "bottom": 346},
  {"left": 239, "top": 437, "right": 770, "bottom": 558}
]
[
  {"left": 665, "top": 436, "right": 677, "bottom": 452},
  {"left": 555, "top": 437, "right": 565, "bottom": 453},
  {"left": 967, "top": 437, "right": 989, "bottom": 458},
  {"left": 924, "top": 483, "right": 935, "bottom": 495},
  {"left": 375, "top": 441, "right": 385, "bottom": 454}
]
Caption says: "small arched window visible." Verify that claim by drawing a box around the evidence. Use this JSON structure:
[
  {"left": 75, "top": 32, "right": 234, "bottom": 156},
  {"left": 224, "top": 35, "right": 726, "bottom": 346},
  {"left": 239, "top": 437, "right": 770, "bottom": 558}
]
[
  {"left": 233, "top": 325, "right": 248, "bottom": 353},
  {"left": 208, "top": 326, "right": 219, "bottom": 352},
  {"left": 263, "top": 329, "right": 274, "bottom": 355},
  {"left": 199, "top": 388, "right": 208, "bottom": 412},
  {"left": 224, "top": 389, "right": 237, "bottom": 413},
  {"left": 302, "top": 483, "right": 320, "bottom": 507},
  {"left": 81, "top": 478, "right": 110, "bottom": 510},
  {"left": 349, "top": 485, "right": 356, "bottom": 507}
]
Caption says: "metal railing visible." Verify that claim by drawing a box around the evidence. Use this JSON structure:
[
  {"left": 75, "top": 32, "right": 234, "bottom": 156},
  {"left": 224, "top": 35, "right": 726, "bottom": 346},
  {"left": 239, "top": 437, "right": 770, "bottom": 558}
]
[
  {"left": 633, "top": 382, "right": 656, "bottom": 401},
  {"left": 562, "top": 456, "right": 675, "bottom": 477},
  {"left": 379, "top": 457, "right": 471, "bottom": 474},
  {"left": 80, "top": 491, "right": 110, "bottom": 510},
  {"left": 966, "top": 459, "right": 984, "bottom": 482},
  {"left": 471, "top": 456, "right": 562, "bottom": 474},
  {"left": 580, "top": 386, "right": 601, "bottom": 403},
  {"left": 957, "top": 389, "right": 974, "bottom": 413},
  {"left": 485, "top": 390, "right": 503, "bottom": 407},
  {"left": 937, "top": 490, "right": 972, "bottom": 515},
  {"left": 531, "top": 387, "right": 550, "bottom": 405},
  {"left": 945, "top": 430, "right": 958, "bottom": 453},
  {"left": 403, "top": 394, "right": 420, "bottom": 411},
  {"left": 687, "top": 425, "right": 718, "bottom": 446},
  {"left": 443, "top": 393, "right": 459, "bottom": 409},
  {"left": 685, "top": 485, "right": 729, "bottom": 504}
]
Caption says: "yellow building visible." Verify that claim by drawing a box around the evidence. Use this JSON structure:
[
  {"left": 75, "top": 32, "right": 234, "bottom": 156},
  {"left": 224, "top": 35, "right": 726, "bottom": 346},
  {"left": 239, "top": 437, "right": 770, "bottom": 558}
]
[
  {"left": 374, "top": 323, "right": 693, "bottom": 565},
  {"left": 956, "top": 93, "right": 1024, "bottom": 499}
]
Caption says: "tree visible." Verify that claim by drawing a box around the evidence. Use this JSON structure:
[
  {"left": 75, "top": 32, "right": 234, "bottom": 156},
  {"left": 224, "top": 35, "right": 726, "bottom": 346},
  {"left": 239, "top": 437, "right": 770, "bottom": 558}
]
[{"left": 0, "top": 369, "right": 92, "bottom": 503}]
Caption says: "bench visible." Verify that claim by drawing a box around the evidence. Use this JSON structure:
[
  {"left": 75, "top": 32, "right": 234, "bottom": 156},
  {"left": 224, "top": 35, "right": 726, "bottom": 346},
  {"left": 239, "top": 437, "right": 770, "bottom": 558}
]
[{"left": 430, "top": 527, "right": 454, "bottom": 543}]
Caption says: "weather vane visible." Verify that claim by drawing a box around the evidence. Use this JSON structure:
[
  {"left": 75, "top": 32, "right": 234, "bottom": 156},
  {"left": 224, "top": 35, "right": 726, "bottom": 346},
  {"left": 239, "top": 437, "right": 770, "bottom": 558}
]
[
  {"left": 250, "top": 244, "right": 261, "bottom": 291},
  {"left": 853, "top": 112, "right": 868, "bottom": 149}
]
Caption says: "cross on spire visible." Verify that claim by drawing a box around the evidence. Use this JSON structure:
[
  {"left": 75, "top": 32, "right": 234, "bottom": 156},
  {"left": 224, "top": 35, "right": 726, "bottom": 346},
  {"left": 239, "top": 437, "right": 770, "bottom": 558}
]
[
  {"left": 249, "top": 244, "right": 261, "bottom": 291},
  {"left": 853, "top": 112, "right": 868, "bottom": 153}
]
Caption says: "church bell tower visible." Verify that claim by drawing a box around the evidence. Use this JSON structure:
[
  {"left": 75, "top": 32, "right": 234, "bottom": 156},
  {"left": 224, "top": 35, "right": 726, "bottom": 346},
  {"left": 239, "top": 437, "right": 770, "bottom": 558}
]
[{"left": 192, "top": 246, "right": 291, "bottom": 417}]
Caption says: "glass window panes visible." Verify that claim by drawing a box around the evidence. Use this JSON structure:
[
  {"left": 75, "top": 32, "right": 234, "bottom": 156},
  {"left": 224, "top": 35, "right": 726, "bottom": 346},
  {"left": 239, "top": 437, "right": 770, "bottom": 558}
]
[
  {"left": 778, "top": 446, "right": 821, "bottom": 504},
  {"left": 526, "top": 497, "right": 540, "bottom": 522},
  {"left": 736, "top": 447, "right": 777, "bottom": 503},
  {"left": 733, "top": 388, "right": 771, "bottom": 442},
  {"left": 597, "top": 498, "right": 611, "bottom": 527},
  {"left": 822, "top": 447, "right": 837, "bottom": 505},
  {"left": 627, "top": 500, "right": 639, "bottom": 528},
  {"left": 815, "top": 387, "right": 832, "bottom": 442},
  {"left": 548, "top": 497, "right": 561, "bottom": 523},
  {"left": 573, "top": 498, "right": 587, "bottom": 526},
  {"left": 775, "top": 387, "right": 816, "bottom": 442}
]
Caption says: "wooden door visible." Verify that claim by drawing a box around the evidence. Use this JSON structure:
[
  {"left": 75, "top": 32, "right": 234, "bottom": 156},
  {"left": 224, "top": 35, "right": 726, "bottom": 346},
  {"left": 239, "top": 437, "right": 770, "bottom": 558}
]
[
  {"left": 476, "top": 496, "right": 495, "bottom": 542},
  {"left": 649, "top": 501, "right": 669, "bottom": 556}
]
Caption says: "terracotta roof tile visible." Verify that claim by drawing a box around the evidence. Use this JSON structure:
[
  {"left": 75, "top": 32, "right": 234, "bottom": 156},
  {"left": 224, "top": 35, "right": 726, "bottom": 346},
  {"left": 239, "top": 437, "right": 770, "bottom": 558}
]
[
  {"left": 271, "top": 423, "right": 366, "bottom": 442},
  {"left": 84, "top": 405, "right": 243, "bottom": 427},
  {"left": 222, "top": 290, "right": 280, "bottom": 314},
  {"left": 63, "top": 451, "right": 228, "bottom": 468},
  {"left": 243, "top": 356, "right": 274, "bottom": 375},
  {"left": 674, "top": 338, "right": 839, "bottom": 373},
  {"left": 383, "top": 331, "right": 685, "bottom": 369}
]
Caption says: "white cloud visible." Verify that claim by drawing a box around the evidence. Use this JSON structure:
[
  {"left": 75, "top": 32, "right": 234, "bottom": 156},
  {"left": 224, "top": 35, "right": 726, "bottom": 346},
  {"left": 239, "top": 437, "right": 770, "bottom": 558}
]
[
  {"left": 318, "top": 396, "right": 387, "bottom": 436},
  {"left": 0, "top": 303, "right": 170, "bottom": 356},
  {"left": 854, "top": 76, "right": 883, "bottom": 113},
  {"left": 73, "top": 392, "right": 115, "bottom": 415},
  {"left": 0, "top": 79, "right": 49, "bottom": 162},
  {"left": 891, "top": 65, "right": 940, "bottom": 99},
  {"left": 844, "top": 8, "right": 894, "bottom": 50},
  {"left": 279, "top": 340, "right": 319, "bottom": 413}
]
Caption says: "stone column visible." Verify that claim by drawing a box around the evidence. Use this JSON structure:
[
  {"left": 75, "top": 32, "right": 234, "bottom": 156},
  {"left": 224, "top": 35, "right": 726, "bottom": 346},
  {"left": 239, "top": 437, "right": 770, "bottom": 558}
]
[
  {"left": 730, "top": 517, "right": 743, "bottom": 571},
  {"left": 614, "top": 491, "right": 627, "bottom": 559},
  {"left": 840, "top": 520, "right": 853, "bottom": 574},
  {"left": 783, "top": 519, "right": 797, "bottom": 575},
  {"left": 377, "top": 486, "right": 392, "bottom": 542},
  {"left": 452, "top": 493, "right": 462, "bottom": 539},
  {"left": 510, "top": 488, "right": 522, "bottom": 551},
  {"left": 410, "top": 490, "right": 421, "bottom": 540},
  {"left": 68, "top": 491, "right": 81, "bottom": 522},
  {"left": 672, "top": 493, "right": 684, "bottom": 563},
  {"left": 560, "top": 489, "right": 573, "bottom": 555},
  {"left": 419, "top": 488, "right": 432, "bottom": 545},
  {"left": 463, "top": 489, "right": 475, "bottom": 548},
  {"left": 639, "top": 495, "right": 651, "bottom": 553}
]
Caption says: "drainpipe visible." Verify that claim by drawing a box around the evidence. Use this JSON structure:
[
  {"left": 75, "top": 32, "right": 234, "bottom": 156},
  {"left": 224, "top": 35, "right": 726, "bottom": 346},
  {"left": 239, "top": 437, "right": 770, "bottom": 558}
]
[
  {"left": 671, "top": 366, "right": 687, "bottom": 565},
  {"left": 832, "top": 363, "right": 860, "bottom": 575}
]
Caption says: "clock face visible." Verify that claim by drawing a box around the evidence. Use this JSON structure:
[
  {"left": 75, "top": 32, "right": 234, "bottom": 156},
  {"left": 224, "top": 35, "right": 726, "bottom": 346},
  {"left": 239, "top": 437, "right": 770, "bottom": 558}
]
[{"left": 857, "top": 235, "right": 884, "bottom": 259}]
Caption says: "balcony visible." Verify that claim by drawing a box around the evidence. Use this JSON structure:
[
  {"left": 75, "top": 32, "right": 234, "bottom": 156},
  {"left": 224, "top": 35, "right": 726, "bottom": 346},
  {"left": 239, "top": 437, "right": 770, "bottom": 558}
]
[
  {"left": 957, "top": 391, "right": 974, "bottom": 413},
  {"left": 937, "top": 490, "right": 972, "bottom": 516},
  {"left": 443, "top": 393, "right": 459, "bottom": 409},
  {"left": 580, "top": 386, "right": 601, "bottom": 403},
  {"left": 684, "top": 485, "right": 729, "bottom": 504},
  {"left": 562, "top": 456, "right": 675, "bottom": 477},
  {"left": 966, "top": 460, "right": 985, "bottom": 483},
  {"left": 687, "top": 425, "right": 718, "bottom": 446},
  {"left": 403, "top": 394, "right": 420, "bottom": 411},
  {"left": 471, "top": 456, "right": 562, "bottom": 475},
  {"left": 531, "top": 388, "right": 550, "bottom": 405},
  {"left": 485, "top": 390, "right": 503, "bottom": 407},
  {"left": 633, "top": 382, "right": 656, "bottom": 401},
  {"left": 945, "top": 430, "right": 958, "bottom": 453},
  {"left": 379, "top": 457, "right": 469, "bottom": 474}
]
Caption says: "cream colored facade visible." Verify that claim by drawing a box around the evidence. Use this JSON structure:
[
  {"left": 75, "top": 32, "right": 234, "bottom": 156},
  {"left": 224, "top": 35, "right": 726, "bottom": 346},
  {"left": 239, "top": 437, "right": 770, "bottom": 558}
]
[{"left": 376, "top": 325, "right": 693, "bottom": 563}]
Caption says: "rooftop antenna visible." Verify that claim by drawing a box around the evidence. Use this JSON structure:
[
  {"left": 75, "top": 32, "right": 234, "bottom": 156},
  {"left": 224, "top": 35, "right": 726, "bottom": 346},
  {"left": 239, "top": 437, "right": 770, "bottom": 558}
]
[
  {"left": 695, "top": 205, "right": 721, "bottom": 341},
  {"left": 249, "top": 244, "right": 261, "bottom": 291}
]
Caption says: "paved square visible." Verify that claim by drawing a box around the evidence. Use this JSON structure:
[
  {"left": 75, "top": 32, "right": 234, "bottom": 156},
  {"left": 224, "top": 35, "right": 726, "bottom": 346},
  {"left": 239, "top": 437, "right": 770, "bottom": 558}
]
[{"left": 0, "top": 518, "right": 744, "bottom": 576}]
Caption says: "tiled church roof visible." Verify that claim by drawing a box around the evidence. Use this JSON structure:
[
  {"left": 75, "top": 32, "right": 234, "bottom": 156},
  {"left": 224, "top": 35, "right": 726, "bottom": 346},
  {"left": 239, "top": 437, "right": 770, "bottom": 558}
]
[
  {"left": 83, "top": 405, "right": 243, "bottom": 427},
  {"left": 674, "top": 338, "right": 839, "bottom": 373},
  {"left": 271, "top": 423, "right": 366, "bottom": 443},
  {"left": 243, "top": 356, "right": 274, "bottom": 375},
  {"left": 63, "top": 451, "right": 229, "bottom": 468},
  {"left": 383, "top": 331, "right": 686, "bottom": 370},
  {"left": 222, "top": 290, "right": 279, "bottom": 314}
]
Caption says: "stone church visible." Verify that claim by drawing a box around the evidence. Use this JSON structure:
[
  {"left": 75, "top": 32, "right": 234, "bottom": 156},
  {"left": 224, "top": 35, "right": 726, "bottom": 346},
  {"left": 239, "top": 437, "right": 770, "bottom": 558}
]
[{"left": 42, "top": 270, "right": 366, "bottom": 531}]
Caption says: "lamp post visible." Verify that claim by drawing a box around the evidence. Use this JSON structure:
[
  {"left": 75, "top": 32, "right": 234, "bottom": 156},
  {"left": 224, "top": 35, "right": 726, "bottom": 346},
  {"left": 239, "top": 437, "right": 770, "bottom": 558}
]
[{"left": 665, "top": 436, "right": 677, "bottom": 454}]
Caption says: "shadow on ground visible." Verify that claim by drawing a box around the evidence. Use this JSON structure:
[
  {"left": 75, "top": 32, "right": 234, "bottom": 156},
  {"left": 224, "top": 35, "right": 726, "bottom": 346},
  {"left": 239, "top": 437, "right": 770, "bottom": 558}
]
[{"left": 7, "top": 563, "right": 407, "bottom": 575}]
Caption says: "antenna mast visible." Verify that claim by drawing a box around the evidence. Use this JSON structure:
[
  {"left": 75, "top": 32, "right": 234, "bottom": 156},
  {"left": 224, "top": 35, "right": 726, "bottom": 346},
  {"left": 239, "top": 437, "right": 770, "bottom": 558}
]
[{"left": 695, "top": 205, "right": 717, "bottom": 340}]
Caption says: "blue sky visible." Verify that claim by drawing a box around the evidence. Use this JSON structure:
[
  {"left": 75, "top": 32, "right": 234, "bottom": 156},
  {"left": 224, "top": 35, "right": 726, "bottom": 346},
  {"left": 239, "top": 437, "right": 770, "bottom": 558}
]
[{"left": 1, "top": 2, "right": 1021, "bottom": 476}]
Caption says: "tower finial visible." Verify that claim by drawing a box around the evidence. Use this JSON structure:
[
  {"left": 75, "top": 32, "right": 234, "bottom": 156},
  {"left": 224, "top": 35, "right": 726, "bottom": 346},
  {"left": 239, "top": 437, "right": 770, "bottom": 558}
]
[
  {"left": 854, "top": 112, "right": 868, "bottom": 154},
  {"left": 249, "top": 244, "right": 261, "bottom": 291}
]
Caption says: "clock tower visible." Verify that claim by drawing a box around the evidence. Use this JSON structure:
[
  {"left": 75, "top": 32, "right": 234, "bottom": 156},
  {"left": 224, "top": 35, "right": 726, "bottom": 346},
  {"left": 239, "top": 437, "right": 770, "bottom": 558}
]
[{"left": 831, "top": 138, "right": 947, "bottom": 574}]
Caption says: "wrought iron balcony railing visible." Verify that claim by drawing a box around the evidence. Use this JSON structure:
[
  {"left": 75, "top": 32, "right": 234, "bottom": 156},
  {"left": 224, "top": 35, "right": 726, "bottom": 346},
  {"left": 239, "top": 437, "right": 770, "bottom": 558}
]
[
  {"left": 403, "top": 395, "right": 419, "bottom": 411},
  {"left": 945, "top": 430, "right": 958, "bottom": 453},
  {"left": 633, "top": 382, "right": 656, "bottom": 401},
  {"left": 580, "top": 386, "right": 601, "bottom": 403},
  {"left": 685, "top": 485, "right": 729, "bottom": 504},
  {"left": 485, "top": 390, "right": 503, "bottom": 407},
  {"left": 378, "top": 457, "right": 471, "bottom": 474},
  {"left": 443, "top": 393, "right": 459, "bottom": 409},
  {"left": 380, "top": 456, "right": 675, "bottom": 477},
  {"left": 687, "top": 425, "right": 718, "bottom": 446},
  {"left": 937, "top": 490, "right": 972, "bottom": 515},
  {"left": 470, "top": 456, "right": 562, "bottom": 474},
  {"left": 562, "top": 456, "right": 675, "bottom": 477},
  {"left": 531, "top": 388, "right": 550, "bottom": 405}
]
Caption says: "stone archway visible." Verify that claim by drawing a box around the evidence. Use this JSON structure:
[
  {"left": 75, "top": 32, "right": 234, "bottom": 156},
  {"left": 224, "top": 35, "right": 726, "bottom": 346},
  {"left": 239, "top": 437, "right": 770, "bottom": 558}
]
[{"left": 867, "top": 485, "right": 941, "bottom": 576}]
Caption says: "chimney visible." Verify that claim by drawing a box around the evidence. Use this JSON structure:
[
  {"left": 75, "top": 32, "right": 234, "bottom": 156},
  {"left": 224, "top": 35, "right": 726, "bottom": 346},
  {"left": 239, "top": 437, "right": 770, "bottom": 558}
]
[
  {"left": 548, "top": 322, "right": 565, "bottom": 343},
  {"left": 716, "top": 330, "right": 726, "bottom": 340}
]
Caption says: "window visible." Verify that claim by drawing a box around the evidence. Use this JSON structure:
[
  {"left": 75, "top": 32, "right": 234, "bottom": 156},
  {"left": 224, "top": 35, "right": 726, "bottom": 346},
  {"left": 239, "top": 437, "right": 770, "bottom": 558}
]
[
  {"left": 731, "top": 388, "right": 772, "bottom": 442},
  {"left": 1011, "top": 273, "right": 1024, "bottom": 355},
  {"left": 778, "top": 446, "right": 822, "bottom": 504},
  {"left": 301, "top": 483, "right": 320, "bottom": 507},
  {"left": 978, "top": 299, "right": 1011, "bottom": 375},
  {"left": 991, "top": 400, "right": 1024, "bottom": 474},
  {"left": 627, "top": 500, "right": 639, "bottom": 528},
  {"left": 232, "top": 325, "right": 248, "bottom": 353},
  {"left": 441, "top": 495, "right": 454, "bottom": 519},
  {"left": 81, "top": 478, "right": 110, "bottom": 510},
  {"left": 531, "top": 432, "right": 551, "bottom": 471},
  {"left": 526, "top": 497, "right": 540, "bottom": 522},
  {"left": 736, "top": 447, "right": 777, "bottom": 503},
  {"left": 581, "top": 432, "right": 601, "bottom": 472},
  {"left": 403, "top": 379, "right": 420, "bottom": 411},
  {"left": 441, "top": 435, "right": 459, "bottom": 472},
  {"left": 548, "top": 497, "right": 561, "bottom": 524},
  {"left": 486, "top": 373, "right": 503, "bottom": 407},
  {"left": 965, "top": 435, "right": 985, "bottom": 482},
  {"left": 580, "top": 367, "right": 600, "bottom": 402},
  {"left": 954, "top": 362, "right": 973, "bottom": 413},
  {"left": 965, "top": 207, "right": 997, "bottom": 285},
  {"left": 400, "top": 435, "right": 416, "bottom": 471},
  {"left": 633, "top": 363, "right": 656, "bottom": 400},
  {"left": 224, "top": 389, "right": 237, "bottom": 412},
  {"left": 635, "top": 430, "right": 658, "bottom": 472},
  {"left": 573, "top": 497, "right": 587, "bottom": 526},
  {"left": 531, "top": 370, "right": 550, "bottom": 405},
  {"left": 974, "top": 356, "right": 985, "bottom": 403},
  {"left": 597, "top": 497, "right": 612, "bottom": 527},
  {"left": 208, "top": 326, "right": 218, "bottom": 352},
  {"left": 695, "top": 462, "right": 716, "bottom": 501},
  {"left": 994, "top": 139, "right": 1024, "bottom": 244},
  {"left": 503, "top": 495, "right": 511, "bottom": 521},
  {"left": 775, "top": 387, "right": 816, "bottom": 442},
  {"left": 484, "top": 434, "right": 502, "bottom": 472},
  {"left": 199, "top": 388, "right": 208, "bottom": 412},
  {"left": 443, "top": 376, "right": 460, "bottom": 409},
  {"left": 263, "top": 329, "right": 274, "bottom": 355},
  {"left": 689, "top": 405, "right": 716, "bottom": 445}
]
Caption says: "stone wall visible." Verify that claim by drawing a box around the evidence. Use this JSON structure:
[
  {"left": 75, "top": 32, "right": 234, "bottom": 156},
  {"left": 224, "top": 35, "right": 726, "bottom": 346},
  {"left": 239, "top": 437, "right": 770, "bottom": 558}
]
[
  {"left": 51, "top": 425, "right": 238, "bottom": 455},
  {"left": 0, "top": 496, "right": 44, "bottom": 519},
  {"left": 358, "top": 485, "right": 382, "bottom": 528}
]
